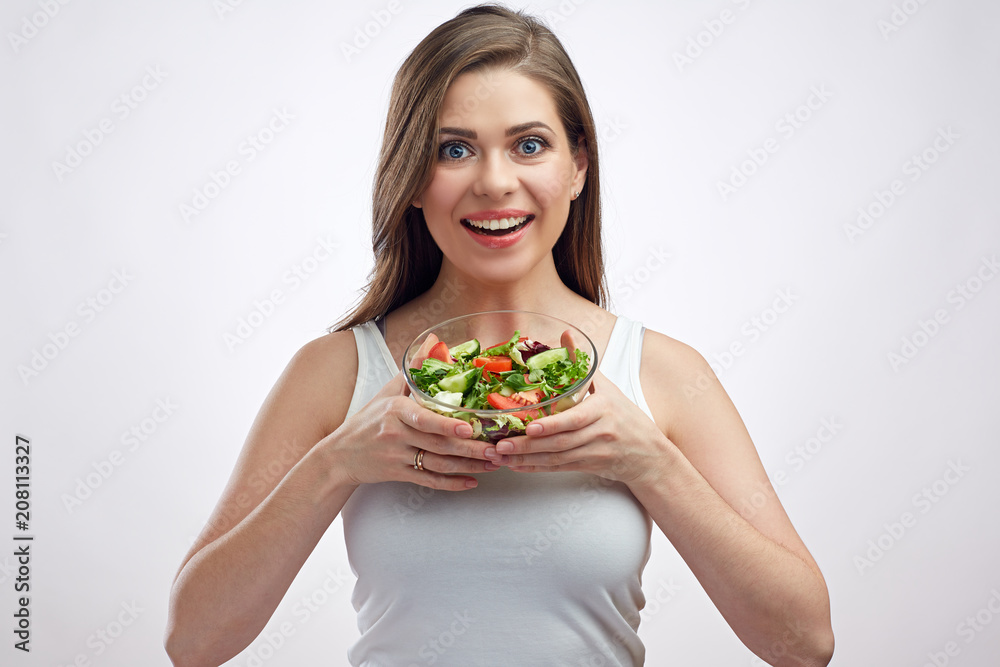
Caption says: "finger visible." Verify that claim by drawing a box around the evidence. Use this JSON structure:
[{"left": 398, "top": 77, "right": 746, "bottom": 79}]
[
  {"left": 520, "top": 397, "right": 602, "bottom": 440},
  {"left": 392, "top": 395, "right": 476, "bottom": 439},
  {"left": 420, "top": 451, "right": 501, "bottom": 475},
  {"left": 409, "top": 332, "right": 439, "bottom": 369},
  {"left": 404, "top": 468, "right": 480, "bottom": 491},
  {"left": 504, "top": 440, "right": 591, "bottom": 469},
  {"left": 505, "top": 421, "right": 608, "bottom": 467},
  {"left": 412, "top": 431, "right": 492, "bottom": 460},
  {"left": 507, "top": 461, "right": 581, "bottom": 473},
  {"left": 491, "top": 417, "right": 597, "bottom": 458},
  {"left": 560, "top": 329, "right": 579, "bottom": 362}
]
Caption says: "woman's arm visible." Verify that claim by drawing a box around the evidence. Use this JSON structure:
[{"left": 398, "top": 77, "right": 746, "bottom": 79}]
[
  {"left": 633, "top": 332, "right": 833, "bottom": 666},
  {"left": 164, "top": 332, "right": 488, "bottom": 667},
  {"left": 492, "top": 330, "right": 834, "bottom": 666},
  {"left": 164, "top": 333, "right": 358, "bottom": 667}
]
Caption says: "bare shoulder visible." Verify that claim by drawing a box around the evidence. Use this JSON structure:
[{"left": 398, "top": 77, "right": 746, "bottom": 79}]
[
  {"left": 637, "top": 328, "right": 721, "bottom": 438},
  {"left": 638, "top": 328, "right": 761, "bottom": 501},
  {"left": 638, "top": 327, "right": 822, "bottom": 573},
  {"left": 266, "top": 329, "right": 360, "bottom": 437},
  {"left": 180, "top": 329, "right": 359, "bottom": 563}
]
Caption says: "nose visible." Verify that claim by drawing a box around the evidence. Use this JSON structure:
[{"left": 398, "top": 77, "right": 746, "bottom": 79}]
[{"left": 472, "top": 150, "right": 518, "bottom": 200}]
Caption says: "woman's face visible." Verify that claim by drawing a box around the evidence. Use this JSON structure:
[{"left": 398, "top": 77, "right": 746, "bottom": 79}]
[{"left": 414, "top": 68, "right": 588, "bottom": 286}]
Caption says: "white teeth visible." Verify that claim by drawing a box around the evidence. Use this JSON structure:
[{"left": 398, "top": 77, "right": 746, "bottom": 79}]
[{"left": 465, "top": 215, "right": 530, "bottom": 230}]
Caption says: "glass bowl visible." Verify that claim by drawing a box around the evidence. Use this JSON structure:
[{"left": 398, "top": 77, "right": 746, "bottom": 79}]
[{"left": 402, "top": 310, "right": 598, "bottom": 443}]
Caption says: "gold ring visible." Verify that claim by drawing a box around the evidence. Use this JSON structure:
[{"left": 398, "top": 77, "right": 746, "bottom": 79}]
[{"left": 413, "top": 449, "right": 426, "bottom": 471}]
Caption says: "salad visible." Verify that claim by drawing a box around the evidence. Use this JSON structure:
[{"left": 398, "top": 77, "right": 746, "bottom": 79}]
[{"left": 407, "top": 330, "right": 591, "bottom": 443}]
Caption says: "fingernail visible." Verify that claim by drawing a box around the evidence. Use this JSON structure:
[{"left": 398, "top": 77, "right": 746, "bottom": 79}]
[
  {"left": 484, "top": 446, "right": 499, "bottom": 459},
  {"left": 526, "top": 423, "right": 542, "bottom": 436},
  {"left": 456, "top": 423, "right": 473, "bottom": 437},
  {"left": 497, "top": 441, "right": 513, "bottom": 454},
  {"left": 484, "top": 462, "right": 500, "bottom": 471}
]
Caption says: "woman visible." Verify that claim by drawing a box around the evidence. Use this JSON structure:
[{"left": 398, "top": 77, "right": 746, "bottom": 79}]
[{"left": 166, "top": 5, "right": 833, "bottom": 666}]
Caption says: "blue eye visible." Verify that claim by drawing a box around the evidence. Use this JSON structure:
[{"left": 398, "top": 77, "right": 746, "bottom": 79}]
[
  {"left": 440, "top": 141, "right": 471, "bottom": 160},
  {"left": 518, "top": 136, "right": 550, "bottom": 156}
]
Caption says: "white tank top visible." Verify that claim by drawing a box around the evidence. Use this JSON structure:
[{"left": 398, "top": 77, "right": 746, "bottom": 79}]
[{"left": 341, "top": 316, "right": 654, "bottom": 666}]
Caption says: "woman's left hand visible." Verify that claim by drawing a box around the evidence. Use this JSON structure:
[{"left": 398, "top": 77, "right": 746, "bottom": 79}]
[{"left": 485, "top": 368, "right": 673, "bottom": 488}]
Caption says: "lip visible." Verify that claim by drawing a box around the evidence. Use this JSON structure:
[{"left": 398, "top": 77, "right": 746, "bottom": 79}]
[
  {"left": 463, "top": 218, "right": 533, "bottom": 249},
  {"left": 461, "top": 208, "right": 533, "bottom": 221}
]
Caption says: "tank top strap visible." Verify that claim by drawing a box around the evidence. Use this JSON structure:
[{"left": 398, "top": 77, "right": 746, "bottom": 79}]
[
  {"left": 599, "top": 316, "right": 654, "bottom": 421},
  {"left": 346, "top": 320, "right": 398, "bottom": 419}
]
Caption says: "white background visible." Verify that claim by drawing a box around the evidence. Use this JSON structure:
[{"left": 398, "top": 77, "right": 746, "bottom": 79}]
[{"left": 2, "top": 0, "right": 999, "bottom": 665}]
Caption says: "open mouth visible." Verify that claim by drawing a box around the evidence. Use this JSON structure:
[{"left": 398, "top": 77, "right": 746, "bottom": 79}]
[{"left": 461, "top": 214, "right": 534, "bottom": 236}]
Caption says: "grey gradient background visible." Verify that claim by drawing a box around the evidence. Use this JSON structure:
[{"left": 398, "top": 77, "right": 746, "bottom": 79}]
[{"left": 2, "top": 0, "right": 999, "bottom": 665}]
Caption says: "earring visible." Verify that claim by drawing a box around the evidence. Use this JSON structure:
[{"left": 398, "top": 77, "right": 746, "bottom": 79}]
[{"left": 572, "top": 191, "right": 580, "bottom": 200}]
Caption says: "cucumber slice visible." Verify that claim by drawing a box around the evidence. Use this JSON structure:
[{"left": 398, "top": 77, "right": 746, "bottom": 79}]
[
  {"left": 437, "top": 367, "right": 479, "bottom": 394},
  {"left": 449, "top": 338, "right": 480, "bottom": 358},
  {"left": 525, "top": 347, "right": 570, "bottom": 370}
]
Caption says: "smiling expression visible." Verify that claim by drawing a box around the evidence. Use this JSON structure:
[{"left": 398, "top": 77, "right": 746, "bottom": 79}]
[{"left": 413, "top": 68, "right": 588, "bottom": 284}]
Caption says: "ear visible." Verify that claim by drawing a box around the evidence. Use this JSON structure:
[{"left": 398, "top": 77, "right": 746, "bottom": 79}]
[
  {"left": 571, "top": 138, "right": 589, "bottom": 195},
  {"left": 412, "top": 198, "right": 422, "bottom": 209}
]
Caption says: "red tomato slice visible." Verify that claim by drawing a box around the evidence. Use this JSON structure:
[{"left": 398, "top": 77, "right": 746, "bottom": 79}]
[
  {"left": 486, "top": 392, "right": 519, "bottom": 409},
  {"left": 428, "top": 341, "right": 452, "bottom": 363},
  {"left": 473, "top": 356, "right": 512, "bottom": 373},
  {"left": 487, "top": 393, "right": 541, "bottom": 419},
  {"left": 486, "top": 392, "right": 530, "bottom": 419}
]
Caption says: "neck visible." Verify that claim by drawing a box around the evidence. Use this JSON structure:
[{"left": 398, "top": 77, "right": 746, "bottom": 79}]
[
  {"left": 382, "top": 254, "right": 609, "bottom": 360},
  {"left": 421, "top": 255, "right": 584, "bottom": 318}
]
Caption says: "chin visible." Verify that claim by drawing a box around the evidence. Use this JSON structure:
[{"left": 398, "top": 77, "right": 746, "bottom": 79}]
[{"left": 455, "top": 252, "right": 551, "bottom": 288}]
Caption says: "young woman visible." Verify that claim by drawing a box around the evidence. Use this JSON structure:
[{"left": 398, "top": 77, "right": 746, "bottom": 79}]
[{"left": 166, "top": 5, "right": 833, "bottom": 666}]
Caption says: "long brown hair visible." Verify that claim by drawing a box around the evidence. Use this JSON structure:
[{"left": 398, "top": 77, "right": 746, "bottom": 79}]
[{"left": 334, "top": 3, "right": 605, "bottom": 331}]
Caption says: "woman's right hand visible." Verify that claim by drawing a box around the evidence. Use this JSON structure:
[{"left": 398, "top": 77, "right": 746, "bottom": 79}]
[{"left": 326, "top": 371, "right": 496, "bottom": 491}]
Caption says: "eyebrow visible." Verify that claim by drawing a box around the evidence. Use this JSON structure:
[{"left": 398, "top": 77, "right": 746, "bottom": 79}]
[{"left": 438, "top": 121, "right": 555, "bottom": 139}]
